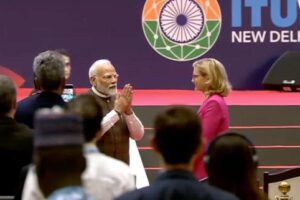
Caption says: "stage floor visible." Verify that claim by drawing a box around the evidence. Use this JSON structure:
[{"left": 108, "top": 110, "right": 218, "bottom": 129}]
[{"left": 17, "top": 88, "right": 300, "bottom": 105}]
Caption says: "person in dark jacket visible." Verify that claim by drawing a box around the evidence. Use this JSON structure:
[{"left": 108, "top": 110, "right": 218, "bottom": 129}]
[
  {"left": 15, "top": 50, "right": 66, "bottom": 128},
  {"left": 0, "top": 75, "right": 33, "bottom": 196},
  {"left": 116, "top": 107, "right": 239, "bottom": 200}
]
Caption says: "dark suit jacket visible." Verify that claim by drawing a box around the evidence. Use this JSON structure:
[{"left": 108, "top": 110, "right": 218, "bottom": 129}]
[
  {"left": 116, "top": 170, "right": 239, "bottom": 200},
  {"left": 15, "top": 91, "right": 65, "bottom": 129},
  {"left": 0, "top": 116, "right": 33, "bottom": 195}
]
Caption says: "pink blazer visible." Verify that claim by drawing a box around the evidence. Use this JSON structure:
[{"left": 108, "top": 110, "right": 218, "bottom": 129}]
[{"left": 194, "top": 94, "right": 229, "bottom": 179}]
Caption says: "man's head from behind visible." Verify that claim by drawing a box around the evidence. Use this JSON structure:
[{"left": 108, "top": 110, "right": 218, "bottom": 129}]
[
  {"left": 205, "top": 132, "right": 258, "bottom": 190},
  {"left": 88, "top": 59, "right": 118, "bottom": 96},
  {"left": 153, "top": 106, "right": 202, "bottom": 165},
  {"left": 34, "top": 107, "right": 85, "bottom": 196},
  {"left": 33, "top": 50, "right": 65, "bottom": 93},
  {"left": 66, "top": 93, "right": 104, "bottom": 143},
  {"left": 0, "top": 75, "right": 16, "bottom": 116}
]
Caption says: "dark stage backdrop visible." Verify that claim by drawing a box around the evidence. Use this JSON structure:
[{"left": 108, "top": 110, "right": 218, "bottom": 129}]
[{"left": 0, "top": 0, "right": 299, "bottom": 89}]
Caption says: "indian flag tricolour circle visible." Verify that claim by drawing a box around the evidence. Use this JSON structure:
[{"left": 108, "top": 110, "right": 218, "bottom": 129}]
[{"left": 142, "top": 0, "right": 222, "bottom": 62}]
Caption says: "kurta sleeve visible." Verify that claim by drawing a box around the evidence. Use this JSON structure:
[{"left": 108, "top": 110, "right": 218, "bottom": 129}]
[
  {"left": 100, "top": 110, "right": 120, "bottom": 136},
  {"left": 124, "top": 112, "right": 144, "bottom": 141},
  {"left": 101, "top": 110, "right": 144, "bottom": 140}
]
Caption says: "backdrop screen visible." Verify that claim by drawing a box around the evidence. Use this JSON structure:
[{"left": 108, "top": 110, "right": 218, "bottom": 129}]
[{"left": 0, "top": 0, "right": 299, "bottom": 90}]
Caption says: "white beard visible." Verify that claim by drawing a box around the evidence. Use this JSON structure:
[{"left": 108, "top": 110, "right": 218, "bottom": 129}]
[
  {"left": 95, "top": 84, "right": 118, "bottom": 97},
  {"left": 108, "top": 87, "right": 117, "bottom": 96}
]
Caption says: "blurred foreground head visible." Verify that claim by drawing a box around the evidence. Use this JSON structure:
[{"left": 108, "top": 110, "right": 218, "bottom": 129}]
[{"left": 153, "top": 106, "right": 202, "bottom": 166}]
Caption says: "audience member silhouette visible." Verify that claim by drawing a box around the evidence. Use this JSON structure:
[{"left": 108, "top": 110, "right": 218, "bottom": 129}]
[
  {"left": 205, "top": 132, "right": 267, "bottom": 200},
  {"left": 116, "top": 107, "right": 238, "bottom": 200},
  {"left": 15, "top": 50, "right": 66, "bottom": 128},
  {"left": 21, "top": 107, "right": 93, "bottom": 199},
  {"left": 66, "top": 93, "right": 135, "bottom": 199},
  {"left": 30, "top": 48, "right": 74, "bottom": 99},
  {"left": 0, "top": 75, "right": 33, "bottom": 196}
]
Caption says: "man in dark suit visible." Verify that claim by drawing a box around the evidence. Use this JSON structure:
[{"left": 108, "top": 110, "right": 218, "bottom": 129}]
[
  {"left": 15, "top": 50, "right": 66, "bottom": 128},
  {"left": 0, "top": 75, "right": 33, "bottom": 196},
  {"left": 116, "top": 107, "right": 239, "bottom": 200}
]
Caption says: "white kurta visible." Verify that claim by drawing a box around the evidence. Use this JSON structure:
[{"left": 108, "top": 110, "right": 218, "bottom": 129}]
[{"left": 21, "top": 144, "right": 135, "bottom": 200}]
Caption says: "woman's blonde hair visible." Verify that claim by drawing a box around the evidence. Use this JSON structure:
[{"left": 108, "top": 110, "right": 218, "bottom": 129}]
[{"left": 193, "top": 58, "right": 231, "bottom": 97}]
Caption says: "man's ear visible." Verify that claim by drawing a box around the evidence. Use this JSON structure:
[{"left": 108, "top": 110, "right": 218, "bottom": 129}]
[
  {"left": 151, "top": 137, "right": 160, "bottom": 154},
  {"left": 89, "top": 76, "right": 96, "bottom": 86},
  {"left": 10, "top": 98, "right": 17, "bottom": 117},
  {"left": 34, "top": 75, "right": 41, "bottom": 90},
  {"left": 11, "top": 98, "right": 17, "bottom": 110},
  {"left": 59, "top": 78, "right": 66, "bottom": 94}
]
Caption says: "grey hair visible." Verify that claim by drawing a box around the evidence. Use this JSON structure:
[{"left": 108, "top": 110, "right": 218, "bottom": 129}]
[
  {"left": 0, "top": 75, "right": 16, "bottom": 114},
  {"left": 88, "top": 59, "right": 111, "bottom": 78},
  {"left": 33, "top": 50, "right": 65, "bottom": 91}
]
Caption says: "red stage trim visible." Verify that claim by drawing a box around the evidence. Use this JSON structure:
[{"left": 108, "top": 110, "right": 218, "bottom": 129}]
[
  {"left": 17, "top": 88, "right": 300, "bottom": 106},
  {"left": 258, "top": 166, "right": 300, "bottom": 169},
  {"left": 138, "top": 145, "right": 300, "bottom": 151},
  {"left": 144, "top": 166, "right": 300, "bottom": 171},
  {"left": 255, "top": 145, "right": 300, "bottom": 149},
  {"left": 145, "top": 125, "right": 300, "bottom": 130},
  {"left": 231, "top": 125, "right": 300, "bottom": 129}
]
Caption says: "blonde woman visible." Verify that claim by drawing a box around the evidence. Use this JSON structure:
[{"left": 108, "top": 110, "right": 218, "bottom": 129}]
[{"left": 191, "top": 58, "right": 231, "bottom": 180}]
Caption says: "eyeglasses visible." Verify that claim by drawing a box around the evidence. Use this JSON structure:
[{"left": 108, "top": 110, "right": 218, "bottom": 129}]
[{"left": 101, "top": 73, "right": 119, "bottom": 80}]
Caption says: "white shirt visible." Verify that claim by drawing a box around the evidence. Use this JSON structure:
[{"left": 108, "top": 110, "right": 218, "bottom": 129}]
[
  {"left": 21, "top": 144, "right": 135, "bottom": 200},
  {"left": 21, "top": 165, "right": 44, "bottom": 200},
  {"left": 91, "top": 87, "right": 144, "bottom": 140},
  {"left": 83, "top": 144, "right": 136, "bottom": 200}
]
